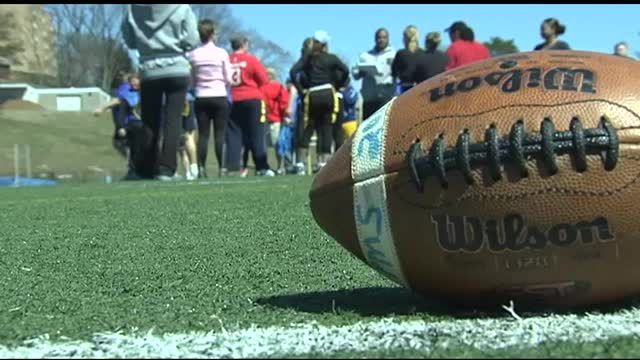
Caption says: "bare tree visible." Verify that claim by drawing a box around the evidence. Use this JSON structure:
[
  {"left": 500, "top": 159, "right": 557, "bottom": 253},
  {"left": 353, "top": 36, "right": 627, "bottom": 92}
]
[
  {"left": 189, "top": 4, "right": 293, "bottom": 77},
  {"left": 247, "top": 30, "right": 294, "bottom": 79},
  {"left": 190, "top": 4, "right": 240, "bottom": 49},
  {"left": 47, "top": 4, "right": 292, "bottom": 88},
  {"left": 46, "top": 4, "right": 131, "bottom": 90}
]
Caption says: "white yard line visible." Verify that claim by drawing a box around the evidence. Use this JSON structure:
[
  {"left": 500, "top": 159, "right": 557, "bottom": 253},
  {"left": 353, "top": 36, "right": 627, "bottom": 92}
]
[{"left": 2, "top": 307, "right": 640, "bottom": 358}]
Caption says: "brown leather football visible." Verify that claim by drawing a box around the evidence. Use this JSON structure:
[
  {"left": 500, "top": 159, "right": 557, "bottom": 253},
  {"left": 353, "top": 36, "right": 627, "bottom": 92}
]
[{"left": 310, "top": 51, "right": 640, "bottom": 308}]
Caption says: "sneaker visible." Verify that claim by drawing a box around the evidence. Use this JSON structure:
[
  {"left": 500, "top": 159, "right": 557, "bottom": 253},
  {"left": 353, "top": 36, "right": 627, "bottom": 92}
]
[
  {"left": 276, "top": 168, "right": 286, "bottom": 176},
  {"left": 240, "top": 168, "right": 249, "bottom": 178},
  {"left": 294, "top": 162, "right": 306, "bottom": 176},
  {"left": 257, "top": 169, "right": 276, "bottom": 177},
  {"left": 155, "top": 173, "right": 182, "bottom": 181},
  {"left": 189, "top": 164, "right": 199, "bottom": 180}
]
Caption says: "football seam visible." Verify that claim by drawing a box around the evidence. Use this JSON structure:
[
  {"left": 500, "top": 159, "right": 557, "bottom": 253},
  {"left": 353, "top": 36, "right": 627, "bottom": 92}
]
[
  {"left": 390, "top": 98, "right": 640, "bottom": 157},
  {"left": 392, "top": 153, "right": 640, "bottom": 209}
]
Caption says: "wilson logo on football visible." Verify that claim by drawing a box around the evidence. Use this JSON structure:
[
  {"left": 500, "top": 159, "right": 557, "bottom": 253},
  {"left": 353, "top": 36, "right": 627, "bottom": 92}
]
[
  {"left": 431, "top": 214, "right": 616, "bottom": 253},
  {"left": 427, "top": 67, "right": 596, "bottom": 103}
]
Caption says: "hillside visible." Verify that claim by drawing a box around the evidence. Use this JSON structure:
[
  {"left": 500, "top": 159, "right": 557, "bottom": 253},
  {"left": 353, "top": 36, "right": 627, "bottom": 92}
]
[{"left": 0, "top": 109, "right": 132, "bottom": 182}]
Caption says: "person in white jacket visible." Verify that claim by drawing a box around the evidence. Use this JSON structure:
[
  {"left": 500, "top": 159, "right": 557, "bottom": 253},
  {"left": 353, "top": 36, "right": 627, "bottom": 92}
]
[{"left": 353, "top": 28, "right": 396, "bottom": 121}]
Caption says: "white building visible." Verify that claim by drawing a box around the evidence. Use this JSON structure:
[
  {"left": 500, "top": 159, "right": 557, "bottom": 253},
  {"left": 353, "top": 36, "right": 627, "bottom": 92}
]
[{"left": 0, "top": 83, "right": 110, "bottom": 112}]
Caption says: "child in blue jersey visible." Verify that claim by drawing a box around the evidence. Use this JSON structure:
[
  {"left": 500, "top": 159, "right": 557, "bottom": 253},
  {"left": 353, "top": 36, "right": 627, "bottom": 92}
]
[
  {"left": 94, "top": 73, "right": 145, "bottom": 180},
  {"left": 331, "top": 83, "right": 359, "bottom": 151},
  {"left": 340, "top": 84, "right": 359, "bottom": 143}
]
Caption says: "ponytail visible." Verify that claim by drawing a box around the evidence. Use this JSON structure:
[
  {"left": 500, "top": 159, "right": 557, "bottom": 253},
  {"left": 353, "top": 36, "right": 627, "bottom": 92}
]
[{"left": 403, "top": 25, "right": 420, "bottom": 52}]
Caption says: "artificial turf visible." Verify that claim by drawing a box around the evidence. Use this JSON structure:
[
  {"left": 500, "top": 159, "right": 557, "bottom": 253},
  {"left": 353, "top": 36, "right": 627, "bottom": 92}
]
[{"left": 3, "top": 176, "right": 640, "bottom": 357}]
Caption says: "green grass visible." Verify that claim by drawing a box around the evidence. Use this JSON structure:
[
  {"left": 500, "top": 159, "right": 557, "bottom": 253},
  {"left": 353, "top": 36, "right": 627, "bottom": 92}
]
[
  {"left": 2, "top": 178, "right": 640, "bottom": 358},
  {"left": 0, "top": 178, "right": 426, "bottom": 344},
  {"left": 0, "top": 109, "right": 127, "bottom": 180},
  {"left": 3, "top": 110, "right": 640, "bottom": 357}
]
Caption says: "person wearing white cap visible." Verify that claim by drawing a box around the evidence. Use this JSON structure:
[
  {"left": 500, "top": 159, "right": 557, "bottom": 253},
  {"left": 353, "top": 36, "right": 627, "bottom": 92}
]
[{"left": 292, "top": 30, "right": 350, "bottom": 175}]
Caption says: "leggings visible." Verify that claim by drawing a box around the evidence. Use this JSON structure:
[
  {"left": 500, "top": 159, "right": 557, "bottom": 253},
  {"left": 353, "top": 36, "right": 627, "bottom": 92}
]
[
  {"left": 298, "top": 86, "right": 339, "bottom": 155},
  {"left": 194, "top": 96, "right": 229, "bottom": 170},
  {"left": 332, "top": 92, "right": 345, "bottom": 150}
]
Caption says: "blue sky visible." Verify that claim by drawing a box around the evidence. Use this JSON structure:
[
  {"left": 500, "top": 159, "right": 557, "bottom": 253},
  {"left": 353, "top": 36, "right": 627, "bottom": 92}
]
[{"left": 230, "top": 4, "right": 640, "bottom": 68}]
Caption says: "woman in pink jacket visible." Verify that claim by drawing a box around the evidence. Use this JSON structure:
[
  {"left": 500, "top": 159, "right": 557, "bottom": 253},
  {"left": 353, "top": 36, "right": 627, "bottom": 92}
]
[{"left": 189, "top": 19, "right": 234, "bottom": 178}]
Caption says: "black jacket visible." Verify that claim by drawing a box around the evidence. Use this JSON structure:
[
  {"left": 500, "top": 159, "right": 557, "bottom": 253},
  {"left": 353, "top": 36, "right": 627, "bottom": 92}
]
[
  {"left": 392, "top": 49, "right": 427, "bottom": 85},
  {"left": 534, "top": 40, "right": 570, "bottom": 51},
  {"left": 418, "top": 49, "right": 448, "bottom": 80},
  {"left": 294, "top": 52, "right": 349, "bottom": 91}
]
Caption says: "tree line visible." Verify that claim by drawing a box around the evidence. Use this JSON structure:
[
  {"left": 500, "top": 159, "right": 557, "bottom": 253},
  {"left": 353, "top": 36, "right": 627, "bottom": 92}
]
[
  {"left": 0, "top": 5, "right": 294, "bottom": 90},
  {"left": 0, "top": 5, "right": 524, "bottom": 90}
]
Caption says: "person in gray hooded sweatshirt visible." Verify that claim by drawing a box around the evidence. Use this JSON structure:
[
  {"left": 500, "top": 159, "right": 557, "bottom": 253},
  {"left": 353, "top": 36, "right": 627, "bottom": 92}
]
[{"left": 122, "top": 4, "right": 200, "bottom": 180}]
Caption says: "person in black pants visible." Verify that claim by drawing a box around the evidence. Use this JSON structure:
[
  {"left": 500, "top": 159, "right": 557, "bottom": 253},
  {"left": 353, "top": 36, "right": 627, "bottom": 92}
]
[
  {"left": 122, "top": 4, "right": 200, "bottom": 180},
  {"left": 190, "top": 19, "right": 234, "bottom": 178},
  {"left": 194, "top": 97, "right": 229, "bottom": 177},
  {"left": 138, "top": 77, "right": 191, "bottom": 179},
  {"left": 226, "top": 99, "right": 268, "bottom": 174},
  {"left": 226, "top": 35, "right": 272, "bottom": 177},
  {"left": 293, "top": 30, "right": 349, "bottom": 174}
]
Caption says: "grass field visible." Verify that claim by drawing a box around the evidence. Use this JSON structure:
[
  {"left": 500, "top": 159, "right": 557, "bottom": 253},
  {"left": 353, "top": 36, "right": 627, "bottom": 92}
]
[
  {"left": 2, "top": 177, "right": 640, "bottom": 358},
  {"left": 3, "top": 109, "right": 640, "bottom": 357}
]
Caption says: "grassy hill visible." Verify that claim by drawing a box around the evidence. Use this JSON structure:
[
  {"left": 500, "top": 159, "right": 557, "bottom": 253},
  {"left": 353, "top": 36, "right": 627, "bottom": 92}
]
[
  {"left": 0, "top": 108, "right": 285, "bottom": 183},
  {"left": 0, "top": 109, "right": 126, "bottom": 182}
]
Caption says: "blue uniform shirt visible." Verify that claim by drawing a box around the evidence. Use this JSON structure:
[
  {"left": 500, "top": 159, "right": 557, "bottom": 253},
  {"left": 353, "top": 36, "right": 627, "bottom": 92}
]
[
  {"left": 341, "top": 85, "right": 358, "bottom": 121},
  {"left": 115, "top": 82, "right": 141, "bottom": 126}
]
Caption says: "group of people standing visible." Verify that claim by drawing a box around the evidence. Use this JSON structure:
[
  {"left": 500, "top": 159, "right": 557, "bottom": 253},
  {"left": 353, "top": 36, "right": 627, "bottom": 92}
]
[
  {"left": 100, "top": 4, "right": 298, "bottom": 180},
  {"left": 348, "top": 20, "right": 492, "bottom": 128},
  {"left": 99, "top": 4, "right": 634, "bottom": 180},
  {"left": 284, "top": 20, "right": 492, "bottom": 173}
]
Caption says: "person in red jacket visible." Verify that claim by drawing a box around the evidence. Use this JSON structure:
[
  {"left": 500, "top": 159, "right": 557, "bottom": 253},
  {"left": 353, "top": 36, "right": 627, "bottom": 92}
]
[
  {"left": 445, "top": 21, "right": 491, "bottom": 70},
  {"left": 261, "top": 68, "right": 291, "bottom": 175},
  {"left": 226, "top": 34, "right": 273, "bottom": 177}
]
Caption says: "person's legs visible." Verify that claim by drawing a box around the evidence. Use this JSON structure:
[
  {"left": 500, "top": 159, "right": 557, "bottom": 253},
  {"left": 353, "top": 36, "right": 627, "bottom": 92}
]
[
  {"left": 156, "top": 76, "right": 189, "bottom": 178},
  {"left": 225, "top": 102, "right": 244, "bottom": 173},
  {"left": 125, "top": 120, "right": 145, "bottom": 179},
  {"left": 182, "top": 100, "right": 198, "bottom": 179},
  {"left": 210, "top": 97, "right": 229, "bottom": 174},
  {"left": 245, "top": 100, "right": 270, "bottom": 173},
  {"left": 194, "top": 97, "right": 212, "bottom": 176},
  {"left": 309, "top": 89, "right": 335, "bottom": 168},
  {"left": 112, "top": 101, "right": 130, "bottom": 160},
  {"left": 178, "top": 134, "right": 190, "bottom": 178},
  {"left": 362, "top": 99, "right": 376, "bottom": 122},
  {"left": 139, "top": 79, "right": 165, "bottom": 179},
  {"left": 269, "top": 122, "right": 283, "bottom": 172},
  {"left": 242, "top": 143, "right": 249, "bottom": 172},
  {"left": 295, "top": 92, "right": 314, "bottom": 174},
  {"left": 316, "top": 115, "right": 333, "bottom": 165}
]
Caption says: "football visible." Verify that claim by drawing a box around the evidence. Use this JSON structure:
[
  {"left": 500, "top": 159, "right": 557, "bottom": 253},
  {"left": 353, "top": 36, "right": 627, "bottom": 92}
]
[{"left": 310, "top": 51, "right": 640, "bottom": 308}]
